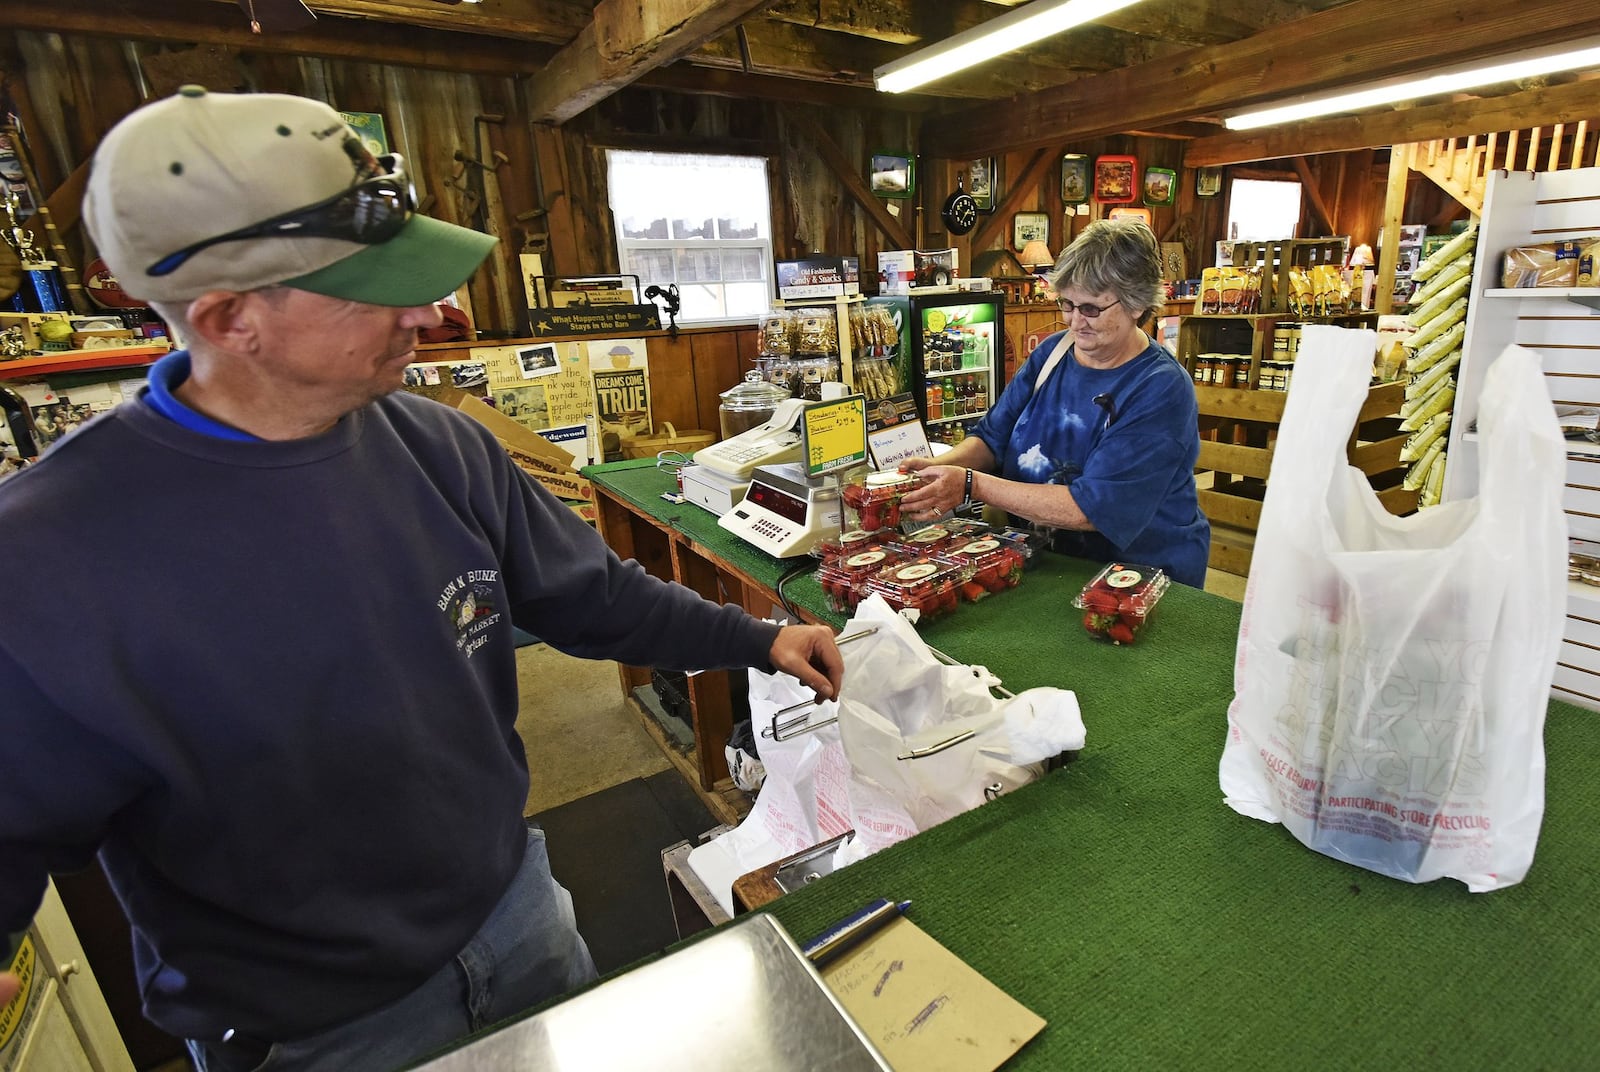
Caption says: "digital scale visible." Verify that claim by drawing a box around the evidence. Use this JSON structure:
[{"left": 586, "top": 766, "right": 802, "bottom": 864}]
[
  {"left": 717, "top": 462, "right": 843, "bottom": 558},
  {"left": 679, "top": 464, "right": 749, "bottom": 517}
]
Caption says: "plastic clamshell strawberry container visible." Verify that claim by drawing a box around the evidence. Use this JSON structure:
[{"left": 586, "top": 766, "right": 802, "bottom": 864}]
[
  {"left": 893, "top": 523, "right": 962, "bottom": 556},
  {"left": 938, "top": 537, "right": 1027, "bottom": 600},
  {"left": 840, "top": 472, "right": 916, "bottom": 532},
  {"left": 993, "top": 527, "right": 1046, "bottom": 568},
  {"left": 813, "top": 526, "right": 897, "bottom": 563},
  {"left": 862, "top": 556, "right": 969, "bottom": 620},
  {"left": 816, "top": 546, "right": 907, "bottom": 614},
  {"left": 1071, "top": 562, "right": 1171, "bottom": 645}
]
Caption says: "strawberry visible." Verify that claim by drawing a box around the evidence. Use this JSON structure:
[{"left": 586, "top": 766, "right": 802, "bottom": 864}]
[
  {"left": 1083, "top": 611, "right": 1109, "bottom": 635},
  {"left": 1083, "top": 588, "right": 1118, "bottom": 613},
  {"left": 1107, "top": 621, "right": 1136, "bottom": 645}
]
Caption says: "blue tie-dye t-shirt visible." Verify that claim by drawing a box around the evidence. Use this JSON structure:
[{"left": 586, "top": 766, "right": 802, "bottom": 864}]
[{"left": 973, "top": 330, "right": 1210, "bottom": 587}]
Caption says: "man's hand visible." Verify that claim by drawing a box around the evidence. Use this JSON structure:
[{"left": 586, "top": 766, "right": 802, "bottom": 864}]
[
  {"left": 768, "top": 624, "right": 844, "bottom": 702},
  {"left": 0, "top": 971, "right": 19, "bottom": 1007}
]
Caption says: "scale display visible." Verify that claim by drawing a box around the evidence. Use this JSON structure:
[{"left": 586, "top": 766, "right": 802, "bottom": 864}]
[{"left": 718, "top": 463, "right": 842, "bottom": 559}]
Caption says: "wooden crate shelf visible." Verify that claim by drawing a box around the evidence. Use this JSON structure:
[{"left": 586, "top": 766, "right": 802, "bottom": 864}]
[{"left": 1192, "top": 335, "right": 1415, "bottom": 577}]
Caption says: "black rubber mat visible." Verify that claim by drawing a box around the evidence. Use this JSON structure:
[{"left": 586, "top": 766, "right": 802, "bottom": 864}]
[{"left": 529, "top": 771, "right": 719, "bottom": 974}]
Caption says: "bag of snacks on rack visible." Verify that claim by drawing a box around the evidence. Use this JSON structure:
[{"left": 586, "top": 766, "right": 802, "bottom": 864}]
[
  {"left": 1221, "top": 326, "right": 1566, "bottom": 892},
  {"left": 792, "top": 307, "right": 839, "bottom": 356},
  {"left": 759, "top": 309, "right": 796, "bottom": 356}
]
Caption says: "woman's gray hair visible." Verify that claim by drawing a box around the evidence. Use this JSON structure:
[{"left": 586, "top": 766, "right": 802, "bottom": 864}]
[{"left": 1048, "top": 218, "right": 1164, "bottom": 319}]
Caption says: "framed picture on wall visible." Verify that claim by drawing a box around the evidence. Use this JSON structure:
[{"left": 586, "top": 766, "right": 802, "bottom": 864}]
[
  {"left": 1013, "top": 211, "right": 1050, "bottom": 251},
  {"left": 1143, "top": 167, "right": 1177, "bottom": 207},
  {"left": 870, "top": 152, "right": 915, "bottom": 199},
  {"left": 1094, "top": 155, "right": 1138, "bottom": 204},
  {"left": 1108, "top": 207, "right": 1153, "bottom": 227},
  {"left": 969, "top": 157, "right": 998, "bottom": 212},
  {"left": 1061, "top": 154, "right": 1090, "bottom": 205},
  {"left": 1196, "top": 167, "right": 1223, "bottom": 199}
]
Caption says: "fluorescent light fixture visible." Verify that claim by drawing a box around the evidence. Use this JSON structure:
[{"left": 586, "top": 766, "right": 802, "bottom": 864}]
[
  {"left": 1225, "top": 41, "right": 1600, "bottom": 130},
  {"left": 874, "top": 0, "right": 1144, "bottom": 94}
]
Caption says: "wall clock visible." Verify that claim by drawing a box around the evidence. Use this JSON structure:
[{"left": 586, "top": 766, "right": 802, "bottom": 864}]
[{"left": 941, "top": 176, "right": 979, "bottom": 235}]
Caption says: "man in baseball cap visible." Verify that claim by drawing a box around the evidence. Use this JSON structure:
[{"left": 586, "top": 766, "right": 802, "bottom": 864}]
[{"left": 0, "top": 88, "right": 843, "bottom": 1071}]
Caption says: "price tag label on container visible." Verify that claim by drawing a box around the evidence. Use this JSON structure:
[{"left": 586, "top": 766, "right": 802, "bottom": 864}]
[{"left": 802, "top": 395, "right": 868, "bottom": 477}]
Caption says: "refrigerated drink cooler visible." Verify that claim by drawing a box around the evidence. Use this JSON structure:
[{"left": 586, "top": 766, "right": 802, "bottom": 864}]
[{"left": 865, "top": 291, "right": 1005, "bottom": 446}]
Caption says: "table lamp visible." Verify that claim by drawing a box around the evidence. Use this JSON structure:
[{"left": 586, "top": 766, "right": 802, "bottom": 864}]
[
  {"left": 1019, "top": 239, "right": 1055, "bottom": 303},
  {"left": 1019, "top": 239, "right": 1055, "bottom": 272}
]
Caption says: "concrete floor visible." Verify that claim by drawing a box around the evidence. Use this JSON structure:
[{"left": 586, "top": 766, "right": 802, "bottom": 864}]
[{"left": 514, "top": 643, "right": 671, "bottom": 815}]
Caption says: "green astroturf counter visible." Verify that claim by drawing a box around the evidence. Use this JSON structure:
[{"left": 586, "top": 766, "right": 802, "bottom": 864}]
[{"left": 584, "top": 460, "right": 1600, "bottom": 1071}]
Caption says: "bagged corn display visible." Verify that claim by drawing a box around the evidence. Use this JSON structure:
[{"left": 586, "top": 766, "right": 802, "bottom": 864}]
[
  {"left": 1400, "top": 412, "right": 1451, "bottom": 462},
  {"left": 1401, "top": 382, "right": 1454, "bottom": 424},
  {"left": 1408, "top": 255, "right": 1473, "bottom": 308},
  {"left": 1411, "top": 226, "right": 1478, "bottom": 283},
  {"left": 1408, "top": 310, "right": 1465, "bottom": 364},
  {"left": 1406, "top": 274, "right": 1471, "bottom": 329}
]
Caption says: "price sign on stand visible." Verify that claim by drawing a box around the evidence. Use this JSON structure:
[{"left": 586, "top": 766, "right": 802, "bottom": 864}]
[{"left": 802, "top": 395, "right": 868, "bottom": 477}]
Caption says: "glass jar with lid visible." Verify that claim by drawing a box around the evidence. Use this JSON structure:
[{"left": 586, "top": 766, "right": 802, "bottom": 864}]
[{"left": 718, "top": 370, "right": 792, "bottom": 439}]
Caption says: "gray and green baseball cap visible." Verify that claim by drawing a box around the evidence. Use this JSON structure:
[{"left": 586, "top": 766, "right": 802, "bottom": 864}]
[{"left": 83, "top": 86, "right": 497, "bottom": 307}]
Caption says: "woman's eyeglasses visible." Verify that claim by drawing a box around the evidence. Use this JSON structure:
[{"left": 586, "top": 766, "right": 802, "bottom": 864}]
[
  {"left": 146, "top": 154, "right": 415, "bottom": 277},
  {"left": 1057, "top": 298, "right": 1121, "bottom": 319}
]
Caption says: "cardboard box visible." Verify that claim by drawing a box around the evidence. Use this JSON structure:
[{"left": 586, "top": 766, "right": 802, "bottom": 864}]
[
  {"left": 877, "top": 248, "right": 959, "bottom": 295},
  {"left": 433, "top": 386, "right": 594, "bottom": 502},
  {"left": 775, "top": 255, "right": 861, "bottom": 300}
]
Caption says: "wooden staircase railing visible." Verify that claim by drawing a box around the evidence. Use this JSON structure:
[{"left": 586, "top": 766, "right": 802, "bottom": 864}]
[{"left": 1410, "top": 121, "right": 1600, "bottom": 214}]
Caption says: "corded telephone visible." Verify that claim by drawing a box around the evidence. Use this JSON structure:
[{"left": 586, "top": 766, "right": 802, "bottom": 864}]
[{"left": 695, "top": 397, "right": 807, "bottom": 481}]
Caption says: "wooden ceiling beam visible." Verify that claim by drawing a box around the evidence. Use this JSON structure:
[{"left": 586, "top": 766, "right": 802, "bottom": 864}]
[
  {"left": 0, "top": 0, "right": 552, "bottom": 76},
  {"left": 1185, "top": 77, "right": 1600, "bottom": 166},
  {"left": 636, "top": 62, "right": 934, "bottom": 112},
  {"left": 526, "top": 0, "right": 774, "bottom": 124},
  {"left": 197, "top": 0, "right": 590, "bottom": 44},
  {"left": 923, "top": 0, "right": 1600, "bottom": 158}
]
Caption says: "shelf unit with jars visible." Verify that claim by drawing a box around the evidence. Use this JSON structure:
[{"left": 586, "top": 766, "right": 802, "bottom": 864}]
[{"left": 1177, "top": 312, "right": 1412, "bottom": 577}]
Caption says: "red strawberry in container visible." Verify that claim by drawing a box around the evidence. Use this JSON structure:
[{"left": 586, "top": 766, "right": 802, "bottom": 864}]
[
  {"left": 816, "top": 547, "right": 906, "bottom": 614},
  {"left": 862, "top": 556, "right": 966, "bottom": 621},
  {"left": 1071, "top": 562, "right": 1170, "bottom": 645},
  {"left": 939, "top": 537, "right": 1026, "bottom": 600},
  {"left": 844, "top": 472, "right": 915, "bottom": 533}
]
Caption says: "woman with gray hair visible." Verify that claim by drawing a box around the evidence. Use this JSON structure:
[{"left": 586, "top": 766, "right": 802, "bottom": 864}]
[{"left": 900, "top": 218, "right": 1210, "bottom": 586}]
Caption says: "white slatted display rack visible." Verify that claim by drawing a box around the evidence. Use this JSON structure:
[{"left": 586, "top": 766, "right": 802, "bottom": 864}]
[{"left": 1446, "top": 166, "right": 1600, "bottom": 709}]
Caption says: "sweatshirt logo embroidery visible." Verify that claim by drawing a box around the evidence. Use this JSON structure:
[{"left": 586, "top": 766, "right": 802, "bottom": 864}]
[{"left": 436, "top": 569, "right": 503, "bottom": 658}]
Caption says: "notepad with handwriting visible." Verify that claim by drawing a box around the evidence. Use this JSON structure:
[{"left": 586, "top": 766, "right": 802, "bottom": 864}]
[{"left": 820, "top": 917, "right": 1045, "bottom": 1072}]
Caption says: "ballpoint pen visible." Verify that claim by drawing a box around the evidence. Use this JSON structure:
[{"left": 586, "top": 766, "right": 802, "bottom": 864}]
[{"left": 801, "top": 897, "right": 912, "bottom": 969}]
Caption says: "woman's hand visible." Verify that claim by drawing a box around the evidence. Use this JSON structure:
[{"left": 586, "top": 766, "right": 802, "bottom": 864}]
[
  {"left": 897, "top": 463, "right": 965, "bottom": 520},
  {"left": 0, "top": 971, "right": 19, "bottom": 1007}
]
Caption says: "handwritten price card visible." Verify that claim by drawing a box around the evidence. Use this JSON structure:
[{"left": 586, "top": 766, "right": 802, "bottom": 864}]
[{"left": 802, "top": 395, "right": 868, "bottom": 477}]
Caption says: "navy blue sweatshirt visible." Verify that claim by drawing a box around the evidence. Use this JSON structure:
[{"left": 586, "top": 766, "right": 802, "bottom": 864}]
[{"left": 0, "top": 384, "right": 779, "bottom": 1041}]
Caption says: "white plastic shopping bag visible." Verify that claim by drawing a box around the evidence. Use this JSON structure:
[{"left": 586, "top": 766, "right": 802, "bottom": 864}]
[
  {"left": 1220, "top": 328, "right": 1566, "bottom": 891},
  {"left": 834, "top": 596, "right": 1084, "bottom": 861}
]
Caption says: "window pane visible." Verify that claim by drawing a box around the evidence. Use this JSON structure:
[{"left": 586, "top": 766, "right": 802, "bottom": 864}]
[
  {"left": 619, "top": 216, "right": 668, "bottom": 240},
  {"left": 624, "top": 249, "right": 675, "bottom": 285},
  {"left": 1225, "top": 178, "right": 1302, "bottom": 243},
  {"left": 672, "top": 217, "right": 714, "bottom": 240},
  {"left": 717, "top": 216, "right": 763, "bottom": 240},
  {"left": 676, "top": 248, "right": 722, "bottom": 283},
  {"left": 677, "top": 282, "right": 726, "bottom": 320},
  {"left": 723, "top": 248, "right": 765, "bottom": 282},
  {"left": 724, "top": 281, "right": 770, "bottom": 319}
]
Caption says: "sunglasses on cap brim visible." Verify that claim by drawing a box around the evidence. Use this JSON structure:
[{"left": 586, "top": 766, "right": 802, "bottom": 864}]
[{"left": 146, "top": 154, "right": 415, "bottom": 278}]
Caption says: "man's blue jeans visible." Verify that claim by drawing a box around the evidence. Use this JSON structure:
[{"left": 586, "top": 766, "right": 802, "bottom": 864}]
[{"left": 187, "top": 827, "right": 597, "bottom": 1071}]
